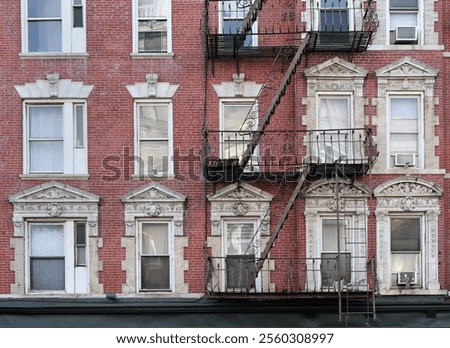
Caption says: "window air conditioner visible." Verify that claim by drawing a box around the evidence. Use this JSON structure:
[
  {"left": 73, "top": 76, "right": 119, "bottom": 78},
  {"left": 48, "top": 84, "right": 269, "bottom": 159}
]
[
  {"left": 394, "top": 26, "right": 418, "bottom": 43},
  {"left": 394, "top": 153, "right": 416, "bottom": 167},
  {"left": 397, "top": 272, "right": 417, "bottom": 285}
]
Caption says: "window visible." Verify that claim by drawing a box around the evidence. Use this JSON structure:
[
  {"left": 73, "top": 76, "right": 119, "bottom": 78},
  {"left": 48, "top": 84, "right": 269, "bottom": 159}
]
[
  {"left": 317, "top": 95, "right": 353, "bottom": 162},
  {"left": 389, "top": 0, "right": 420, "bottom": 44},
  {"left": 321, "top": 218, "right": 351, "bottom": 289},
  {"left": 23, "top": 0, "right": 86, "bottom": 53},
  {"left": 220, "top": 100, "right": 258, "bottom": 167},
  {"left": 390, "top": 217, "right": 422, "bottom": 288},
  {"left": 134, "top": 0, "right": 171, "bottom": 53},
  {"left": 25, "top": 102, "right": 87, "bottom": 175},
  {"left": 388, "top": 95, "right": 422, "bottom": 168},
  {"left": 139, "top": 221, "right": 172, "bottom": 291},
  {"left": 28, "top": 221, "right": 88, "bottom": 293},
  {"left": 224, "top": 220, "right": 258, "bottom": 291},
  {"left": 220, "top": 0, "right": 257, "bottom": 47},
  {"left": 135, "top": 102, "right": 173, "bottom": 176},
  {"left": 320, "top": 0, "right": 348, "bottom": 31}
]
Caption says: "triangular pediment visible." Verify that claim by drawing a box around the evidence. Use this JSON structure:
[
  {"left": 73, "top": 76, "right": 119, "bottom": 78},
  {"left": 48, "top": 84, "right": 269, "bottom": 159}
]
[
  {"left": 304, "top": 57, "right": 368, "bottom": 79},
  {"left": 207, "top": 183, "right": 274, "bottom": 202},
  {"left": 375, "top": 57, "right": 438, "bottom": 78},
  {"left": 374, "top": 177, "right": 443, "bottom": 197},
  {"left": 121, "top": 183, "right": 186, "bottom": 203},
  {"left": 9, "top": 181, "right": 100, "bottom": 203}
]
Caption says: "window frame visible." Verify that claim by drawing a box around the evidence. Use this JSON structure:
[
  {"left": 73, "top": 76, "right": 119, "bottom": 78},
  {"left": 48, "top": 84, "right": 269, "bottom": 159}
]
[
  {"left": 387, "top": 0, "right": 423, "bottom": 45},
  {"left": 21, "top": 0, "right": 86, "bottom": 55},
  {"left": 23, "top": 100, "right": 88, "bottom": 176},
  {"left": 386, "top": 93, "right": 424, "bottom": 168},
  {"left": 26, "top": 219, "right": 89, "bottom": 294},
  {"left": 137, "top": 220, "right": 174, "bottom": 292},
  {"left": 132, "top": 0, "right": 172, "bottom": 55},
  {"left": 134, "top": 100, "right": 174, "bottom": 177}
]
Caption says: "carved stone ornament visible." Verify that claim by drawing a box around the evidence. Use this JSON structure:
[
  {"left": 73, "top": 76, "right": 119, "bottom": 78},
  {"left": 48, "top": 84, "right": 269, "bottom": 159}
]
[
  {"left": 374, "top": 177, "right": 443, "bottom": 198},
  {"left": 232, "top": 73, "right": 245, "bottom": 96},
  {"left": 47, "top": 73, "right": 60, "bottom": 97},
  {"left": 233, "top": 202, "right": 249, "bottom": 216},
  {"left": 126, "top": 74, "right": 179, "bottom": 99},
  {"left": 400, "top": 196, "right": 417, "bottom": 211},
  {"left": 146, "top": 73, "right": 158, "bottom": 97},
  {"left": 47, "top": 202, "right": 63, "bottom": 217},
  {"left": 145, "top": 203, "right": 162, "bottom": 216}
]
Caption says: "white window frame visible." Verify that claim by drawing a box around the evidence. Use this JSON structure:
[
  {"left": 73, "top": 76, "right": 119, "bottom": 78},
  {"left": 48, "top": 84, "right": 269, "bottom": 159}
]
[
  {"left": 219, "top": 0, "right": 258, "bottom": 47},
  {"left": 134, "top": 100, "right": 174, "bottom": 177},
  {"left": 21, "top": 0, "right": 86, "bottom": 55},
  {"left": 386, "top": 93, "right": 424, "bottom": 169},
  {"left": 222, "top": 218, "right": 261, "bottom": 292},
  {"left": 25, "top": 219, "right": 89, "bottom": 294},
  {"left": 137, "top": 220, "right": 173, "bottom": 292},
  {"left": 387, "top": 0, "right": 423, "bottom": 45},
  {"left": 23, "top": 101, "right": 88, "bottom": 176},
  {"left": 219, "top": 99, "right": 258, "bottom": 168},
  {"left": 388, "top": 215, "right": 424, "bottom": 289},
  {"left": 132, "top": 0, "right": 172, "bottom": 55}
]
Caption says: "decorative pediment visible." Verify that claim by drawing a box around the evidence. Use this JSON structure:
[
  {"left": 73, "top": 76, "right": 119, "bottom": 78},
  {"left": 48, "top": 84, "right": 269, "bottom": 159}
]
[
  {"left": 305, "top": 57, "right": 368, "bottom": 79},
  {"left": 126, "top": 74, "right": 179, "bottom": 98},
  {"left": 15, "top": 74, "right": 93, "bottom": 99},
  {"left": 207, "top": 182, "right": 274, "bottom": 202},
  {"left": 304, "top": 180, "right": 371, "bottom": 198},
  {"left": 374, "top": 177, "right": 443, "bottom": 197},
  {"left": 213, "top": 74, "right": 263, "bottom": 98},
  {"left": 9, "top": 182, "right": 100, "bottom": 237},
  {"left": 121, "top": 183, "right": 186, "bottom": 236},
  {"left": 375, "top": 57, "right": 438, "bottom": 79}
]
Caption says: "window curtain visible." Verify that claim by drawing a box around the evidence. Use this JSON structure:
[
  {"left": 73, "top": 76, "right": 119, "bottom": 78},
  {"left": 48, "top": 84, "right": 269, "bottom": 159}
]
[{"left": 28, "top": 0, "right": 62, "bottom": 52}]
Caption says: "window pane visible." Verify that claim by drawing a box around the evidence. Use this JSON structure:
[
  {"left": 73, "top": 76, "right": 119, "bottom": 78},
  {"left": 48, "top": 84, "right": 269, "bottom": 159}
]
[
  {"left": 28, "top": 21, "right": 62, "bottom": 52},
  {"left": 390, "top": 0, "right": 418, "bottom": 9},
  {"left": 391, "top": 253, "right": 420, "bottom": 273},
  {"left": 73, "top": 7, "right": 83, "bottom": 28},
  {"left": 142, "top": 223, "right": 169, "bottom": 255},
  {"left": 390, "top": 133, "right": 418, "bottom": 152},
  {"left": 226, "top": 254, "right": 255, "bottom": 289},
  {"left": 30, "top": 141, "right": 64, "bottom": 172},
  {"left": 223, "top": 104, "right": 254, "bottom": 131},
  {"left": 75, "top": 105, "right": 85, "bottom": 147},
  {"left": 140, "top": 141, "right": 169, "bottom": 174},
  {"left": 391, "top": 218, "right": 420, "bottom": 251},
  {"left": 31, "top": 258, "right": 65, "bottom": 290},
  {"left": 318, "top": 98, "right": 350, "bottom": 129},
  {"left": 141, "top": 256, "right": 170, "bottom": 289},
  {"left": 139, "top": 0, "right": 167, "bottom": 18},
  {"left": 29, "top": 106, "right": 63, "bottom": 138},
  {"left": 227, "top": 223, "right": 254, "bottom": 255},
  {"left": 390, "top": 13, "right": 417, "bottom": 29},
  {"left": 139, "top": 105, "right": 168, "bottom": 138},
  {"left": 31, "top": 224, "right": 64, "bottom": 257},
  {"left": 322, "top": 219, "right": 346, "bottom": 252},
  {"left": 391, "top": 98, "right": 418, "bottom": 119},
  {"left": 321, "top": 0, "right": 347, "bottom": 9},
  {"left": 321, "top": 252, "right": 351, "bottom": 287},
  {"left": 320, "top": 11, "right": 348, "bottom": 31},
  {"left": 28, "top": 0, "right": 61, "bottom": 17},
  {"left": 223, "top": 1, "right": 250, "bottom": 18},
  {"left": 75, "top": 223, "right": 86, "bottom": 245}
]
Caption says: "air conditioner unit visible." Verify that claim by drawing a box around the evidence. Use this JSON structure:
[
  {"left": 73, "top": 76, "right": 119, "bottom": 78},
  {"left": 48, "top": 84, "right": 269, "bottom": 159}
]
[
  {"left": 397, "top": 272, "right": 417, "bottom": 285},
  {"left": 394, "top": 153, "right": 416, "bottom": 167},
  {"left": 394, "top": 26, "right": 418, "bottom": 43}
]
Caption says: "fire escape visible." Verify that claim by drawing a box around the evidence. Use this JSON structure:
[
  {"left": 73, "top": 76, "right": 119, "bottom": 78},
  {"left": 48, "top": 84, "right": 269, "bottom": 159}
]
[{"left": 203, "top": 0, "right": 379, "bottom": 322}]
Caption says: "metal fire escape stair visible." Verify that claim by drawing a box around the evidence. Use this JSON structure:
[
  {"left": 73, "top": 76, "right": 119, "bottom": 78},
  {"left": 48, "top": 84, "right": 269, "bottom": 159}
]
[
  {"left": 246, "top": 165, "right": 310, "bottom": 292},
  {"left": 239, "top": 0, "right": 267, "bottom": 35},
  {"left": 239, "top": 35, "right": 310, "bottom": 171}
]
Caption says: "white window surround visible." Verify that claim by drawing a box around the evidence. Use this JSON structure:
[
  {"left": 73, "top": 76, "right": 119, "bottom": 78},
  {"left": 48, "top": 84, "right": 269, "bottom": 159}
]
[
  {"left": 131, "top": 0, "right": 173, "bottom": 57},
  {"left": 8, "top": 181, "right": 102, "bottom": 295},
  {"left": 374, "top": 56, "right": 440, "bottom": 174},
  {"left": 206, "top": 183, "right": 273, "bottom": 293},
  {"left": 304, "top": 180, "right": 370, "bottom": 292},
  {"left": 126, "top": 74, "right": 179, "bottom": 178},
  {"left": 15, "top": 74, "right": 93, "bottom": 178},
  {"left": 120, "top": 183, "right": 188, "bottom": 295},
  {"left": 374, "top": 176, "right": 444, "bottom": 295},
  {"left": 20, "top": 0, "right": 87, "bottom": 57}
]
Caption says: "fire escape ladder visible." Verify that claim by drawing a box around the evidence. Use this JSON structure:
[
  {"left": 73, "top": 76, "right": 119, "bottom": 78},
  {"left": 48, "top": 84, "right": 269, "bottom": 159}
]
[
  {"left": 246, "top": 165, "right": 310, "bottom": 292},
  {"left": 239, "top": 0, "right": 266, "bottom": 35},
  {"left": 239, "top": 35, "right": 310, "bottom": 170}
]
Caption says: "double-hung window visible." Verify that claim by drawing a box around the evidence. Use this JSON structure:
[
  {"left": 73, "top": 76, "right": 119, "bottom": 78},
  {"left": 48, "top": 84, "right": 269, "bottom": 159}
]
[
  {"left": 135, "top": 0, "right": 171, "bottom": 54},
  {"left": 390, "top": 217, "right": 422, "bottom": 288},
  {"left": 220, "top": 0, "right": 256, "bottom": 47},
  {"left": 23, "top": 0, "right": 86, "bottom": 54},
  {"left": 136, "top": 102, "right": 173, "bottom": 176},
  {"left": 388, "top": 95, "right": 422, "bottom": 168},
  {"left": 139, "top": 221, "right": 172, "bottom": 291},
  {"left": 25, "top": 103, "right": 87, "bottom": 175},
  {"left": 389, "top": 0, "right": 420, "bottom": 44},
  {"left": 28, "top": 221, "right": 88, "bottom": 293}
]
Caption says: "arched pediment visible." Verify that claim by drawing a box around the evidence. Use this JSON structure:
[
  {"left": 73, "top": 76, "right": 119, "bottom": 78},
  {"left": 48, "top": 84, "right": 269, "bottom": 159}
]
[
  {"left": 304, "top": 180, "right": 371, "bottom": 198},
  {"left": 374, "top": 177, "right": 443, "bottom": 197},
  {"left": 207, "top": 182, "right": 274, "bottom": 202}
]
